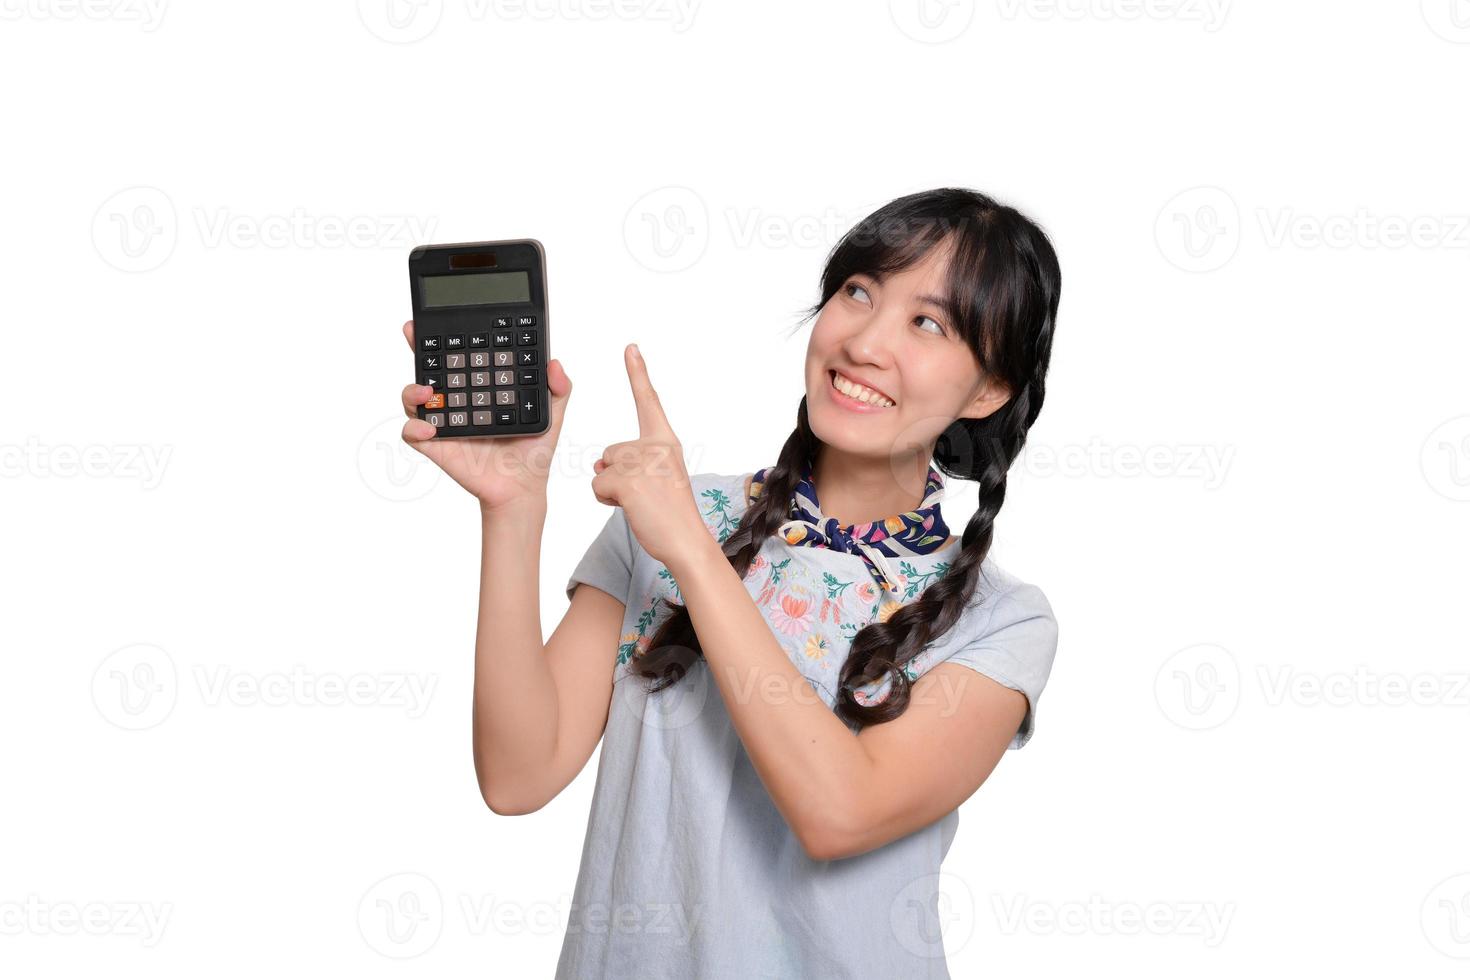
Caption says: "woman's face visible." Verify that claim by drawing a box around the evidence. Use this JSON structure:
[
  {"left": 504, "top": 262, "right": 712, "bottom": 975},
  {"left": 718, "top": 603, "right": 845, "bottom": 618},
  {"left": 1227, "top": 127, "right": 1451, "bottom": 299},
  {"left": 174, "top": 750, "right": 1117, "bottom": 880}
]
[{"left": 804, "top": 241, "right": 1010, "bottom": 461}]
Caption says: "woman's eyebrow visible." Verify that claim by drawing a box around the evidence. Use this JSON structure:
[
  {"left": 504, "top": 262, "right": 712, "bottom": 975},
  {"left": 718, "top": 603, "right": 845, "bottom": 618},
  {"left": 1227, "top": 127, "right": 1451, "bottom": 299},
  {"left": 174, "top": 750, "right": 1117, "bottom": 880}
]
[{"left": 916, "top": 293, "right": 950, "bottom": 307}]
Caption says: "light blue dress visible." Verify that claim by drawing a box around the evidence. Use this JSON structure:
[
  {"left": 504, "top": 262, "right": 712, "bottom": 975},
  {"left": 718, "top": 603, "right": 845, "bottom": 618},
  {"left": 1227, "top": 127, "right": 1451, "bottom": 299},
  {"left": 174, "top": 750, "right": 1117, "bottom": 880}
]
[{"left": 557, "top": 470, "right": 1059, "bottom": 979}]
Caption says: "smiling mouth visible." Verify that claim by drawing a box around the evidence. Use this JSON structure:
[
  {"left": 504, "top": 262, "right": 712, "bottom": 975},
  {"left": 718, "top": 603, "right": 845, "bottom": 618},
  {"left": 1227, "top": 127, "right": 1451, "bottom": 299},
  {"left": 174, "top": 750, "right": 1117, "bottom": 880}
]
[{"left": 828, "top": 369, "right": 897, "bottom": 408}]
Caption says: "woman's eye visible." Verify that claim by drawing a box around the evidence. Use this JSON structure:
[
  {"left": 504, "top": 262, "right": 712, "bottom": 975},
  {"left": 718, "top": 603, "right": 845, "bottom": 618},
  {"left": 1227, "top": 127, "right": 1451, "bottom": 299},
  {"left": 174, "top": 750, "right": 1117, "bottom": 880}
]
[
  {"left": 844, "top": 282, "right": 871, "bottom": 304},
  {"left": 916, "top": 315, "right": 945, "bottom": 337}
]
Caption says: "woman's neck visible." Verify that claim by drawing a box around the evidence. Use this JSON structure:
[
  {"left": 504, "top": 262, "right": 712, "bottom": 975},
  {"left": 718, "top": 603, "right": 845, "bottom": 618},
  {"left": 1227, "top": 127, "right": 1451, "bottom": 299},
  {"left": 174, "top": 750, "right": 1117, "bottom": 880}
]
[{"left": 808, "top": 448, "right": 935, "bottom": 527}]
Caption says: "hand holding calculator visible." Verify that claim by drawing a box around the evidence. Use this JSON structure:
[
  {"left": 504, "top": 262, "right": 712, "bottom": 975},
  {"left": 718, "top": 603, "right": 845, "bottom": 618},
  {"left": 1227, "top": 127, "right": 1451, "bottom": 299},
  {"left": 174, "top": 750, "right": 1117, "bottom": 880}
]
[
  {"left": 399, "top": 239, "right": 571, "bottom": 510},
  {"left": 408, "top": 239, "right": 551, "bottom": 438}
]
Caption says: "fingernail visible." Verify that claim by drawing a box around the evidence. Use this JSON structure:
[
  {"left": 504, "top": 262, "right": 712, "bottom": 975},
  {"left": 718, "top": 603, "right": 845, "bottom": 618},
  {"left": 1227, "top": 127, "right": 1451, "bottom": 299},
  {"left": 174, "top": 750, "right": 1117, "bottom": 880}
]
[{"left": 630, "top": 343, "right": 641, "bottom": 359}]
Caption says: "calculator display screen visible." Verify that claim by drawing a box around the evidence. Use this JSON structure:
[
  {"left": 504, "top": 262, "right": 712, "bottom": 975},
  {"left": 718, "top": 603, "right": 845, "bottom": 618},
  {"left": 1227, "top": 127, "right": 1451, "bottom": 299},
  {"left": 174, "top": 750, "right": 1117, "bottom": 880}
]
[{"left": 421, "top": 271, "right": 531, "bottom": 308}]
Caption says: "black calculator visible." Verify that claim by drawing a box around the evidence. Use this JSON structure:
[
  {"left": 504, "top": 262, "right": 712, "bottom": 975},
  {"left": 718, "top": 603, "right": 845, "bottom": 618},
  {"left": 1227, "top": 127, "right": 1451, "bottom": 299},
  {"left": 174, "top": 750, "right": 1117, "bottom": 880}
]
[{"left": 408, "top": 239, "right": 550, "bottom": 437}]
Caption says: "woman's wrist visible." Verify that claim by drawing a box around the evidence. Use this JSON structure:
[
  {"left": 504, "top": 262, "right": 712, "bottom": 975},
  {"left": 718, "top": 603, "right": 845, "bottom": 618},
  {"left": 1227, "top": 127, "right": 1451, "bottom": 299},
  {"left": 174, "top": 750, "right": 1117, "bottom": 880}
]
[{"left": 480, "top": 494, "right": 548, "bottom": 524}]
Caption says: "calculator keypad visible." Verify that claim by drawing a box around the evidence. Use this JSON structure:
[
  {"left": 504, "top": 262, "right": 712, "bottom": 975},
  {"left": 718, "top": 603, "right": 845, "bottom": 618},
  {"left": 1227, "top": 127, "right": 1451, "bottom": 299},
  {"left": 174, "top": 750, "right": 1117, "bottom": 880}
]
[{"left": 417, "top": 311, "right": 542, "bottom": 433}]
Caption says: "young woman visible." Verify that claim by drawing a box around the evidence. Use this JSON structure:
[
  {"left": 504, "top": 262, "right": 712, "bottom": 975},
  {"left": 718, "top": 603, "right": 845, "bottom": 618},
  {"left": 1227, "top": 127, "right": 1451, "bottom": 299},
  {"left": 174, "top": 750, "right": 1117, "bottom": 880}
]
[{"left": 398, "top": 187, "right": 1062, "bottom": 978}]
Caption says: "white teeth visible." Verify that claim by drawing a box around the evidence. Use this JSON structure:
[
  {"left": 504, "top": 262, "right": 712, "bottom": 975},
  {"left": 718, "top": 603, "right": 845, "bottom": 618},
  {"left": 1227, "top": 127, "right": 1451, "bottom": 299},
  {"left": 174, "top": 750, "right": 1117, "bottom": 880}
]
[{"left": 832, "top": 372, "right": 895, "bottom": 407}]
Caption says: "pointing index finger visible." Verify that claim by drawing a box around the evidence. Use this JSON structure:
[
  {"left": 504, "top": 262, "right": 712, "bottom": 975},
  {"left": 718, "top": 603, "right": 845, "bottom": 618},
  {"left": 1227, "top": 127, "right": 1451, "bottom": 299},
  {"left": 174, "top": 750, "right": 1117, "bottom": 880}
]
[{"left": 625, "top": 343, "right": 674, "bottom": 438}]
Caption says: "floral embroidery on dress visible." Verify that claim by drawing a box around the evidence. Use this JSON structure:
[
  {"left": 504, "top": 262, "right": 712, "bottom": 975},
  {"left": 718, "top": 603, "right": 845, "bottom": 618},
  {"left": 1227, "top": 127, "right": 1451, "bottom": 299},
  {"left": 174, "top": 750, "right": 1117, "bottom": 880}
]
[{"left": 620, "top": 473, "right": 958, "bottom": 696}]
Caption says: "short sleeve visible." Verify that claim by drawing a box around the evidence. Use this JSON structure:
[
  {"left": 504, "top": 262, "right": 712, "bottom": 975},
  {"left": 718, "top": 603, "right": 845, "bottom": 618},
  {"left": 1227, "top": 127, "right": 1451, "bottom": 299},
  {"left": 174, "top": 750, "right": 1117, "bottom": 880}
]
[
  {"left": 564, "top": 506, "right": 637, "bottom": 604},
  {"left": 943, "top": 582, "right": 1059, "bottom": 750}
]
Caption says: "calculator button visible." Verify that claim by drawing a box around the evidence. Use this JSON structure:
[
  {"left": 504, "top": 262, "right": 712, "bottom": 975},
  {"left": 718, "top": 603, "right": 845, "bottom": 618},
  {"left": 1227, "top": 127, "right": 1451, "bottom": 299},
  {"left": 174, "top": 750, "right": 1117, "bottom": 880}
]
[
  {"left": 517, "top": 349, "right": 538, "bottom": 366},
  {"left": 493, "top": 408, "right": 516, "bottom": 425},
  {"left": 468, "top": 332, "right": 488, "bottom": 348},
  {"left": 518, "top": 389, "right": 540, "bottom": 422},
  {"left": 518, "top": 369, "right": 537, "bottom": 385},
  {"left": 469, "top": 351, "right": 490, "bottom": 368},
  {"left": 421, "top": 374, "right": 442, "bottom": 389},
  {"left": 495, "top": 389, "right": 515, "bottom": 406},
  {"left": 448, "top": 411, "right": 469, "bottom": 427},
  {"left": 445, "top": 335, "right": 464, "bottom": 349},
  {"left": 517, "top": 314, "right": 537, "bottom": 327},
  {"left": 494, "top": 370, "right": 514, "bottom": 386},
  {"left": 493, "top": 316, "right": 513, "bottom": 331},
  {"left": 424, "top": 412, "right": 445, "bottom": 427},
  {"left": 447, "top": 373, "right": 466, "bottom": 388},
  {"left": 424, "top": 393, "right": 446, "bottom": 410},
  {"left": 493, "top": 351, "right": 514, "bottom": 367},
  {"left": 419, "top": 335, "right": 441, "bottom": 352},
  {"left": 420, "top": 354, "right": 442, "bottom": 372},
  {"left": 492, "top": 330, "right": 513, "bottom": 347},
  {"left": 471, "top": 391, "right": 492, "bottom": 407},
  {"left": 470, "top": 371, "right": 490, "bottom": 387},
  {"left": 517, "top": 329, "right": 537, "bottom": 346},
  {"left": 445, "top": 353, "right": 466, "bottom": 370},
  {"left": 472, "top": 411, "right": 494, "bottom": 426},
  {"left": 446, "top": 392, "right": 467, "bottom": 408}
]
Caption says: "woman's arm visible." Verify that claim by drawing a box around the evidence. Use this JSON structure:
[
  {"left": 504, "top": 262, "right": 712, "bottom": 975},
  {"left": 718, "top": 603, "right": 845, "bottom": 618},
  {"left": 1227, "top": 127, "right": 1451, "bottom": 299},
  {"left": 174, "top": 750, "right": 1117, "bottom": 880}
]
[
  {"left": 667, "top": 538, "right": 1024, "bottom": 861},
  {"left": 470, "top": 500, "right": 625, "bottom": 815}
]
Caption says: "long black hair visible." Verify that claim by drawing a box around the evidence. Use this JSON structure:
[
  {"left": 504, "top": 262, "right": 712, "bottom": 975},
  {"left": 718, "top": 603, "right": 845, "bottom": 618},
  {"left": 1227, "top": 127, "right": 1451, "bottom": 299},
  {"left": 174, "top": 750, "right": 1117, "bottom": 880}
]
[{"left": 632, "top": 187, "right": 1061, "bottom": 728}]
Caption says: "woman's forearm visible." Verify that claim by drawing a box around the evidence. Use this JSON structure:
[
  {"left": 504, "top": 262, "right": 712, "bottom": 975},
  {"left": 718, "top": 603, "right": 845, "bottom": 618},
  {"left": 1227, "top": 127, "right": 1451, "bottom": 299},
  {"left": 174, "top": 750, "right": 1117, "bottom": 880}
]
[
  {"left": 666, "top": 537, "right": 874, "bottom": 857},
  {"left": 470, "top": 498, "right": 557, "bottom": 808}
]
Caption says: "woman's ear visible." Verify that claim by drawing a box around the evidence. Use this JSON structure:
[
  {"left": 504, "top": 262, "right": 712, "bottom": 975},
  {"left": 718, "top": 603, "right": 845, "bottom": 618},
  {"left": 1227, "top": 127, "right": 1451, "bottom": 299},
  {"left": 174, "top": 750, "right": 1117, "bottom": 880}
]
[{"left": 959, "top": 376, "right": 1012, "bottom": 421}]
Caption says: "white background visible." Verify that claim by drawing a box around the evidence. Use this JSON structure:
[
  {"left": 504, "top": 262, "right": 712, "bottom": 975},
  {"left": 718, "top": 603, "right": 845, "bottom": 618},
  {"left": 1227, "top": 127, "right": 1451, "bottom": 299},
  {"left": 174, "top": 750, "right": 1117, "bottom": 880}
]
[{"left": 2, "top": 1, "right": 1468, "bottom": 976}]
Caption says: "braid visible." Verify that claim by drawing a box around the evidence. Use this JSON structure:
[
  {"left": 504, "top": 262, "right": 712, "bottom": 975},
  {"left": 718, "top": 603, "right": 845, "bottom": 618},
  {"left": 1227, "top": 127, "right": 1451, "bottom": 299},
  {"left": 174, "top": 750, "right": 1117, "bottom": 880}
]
[{"left": 833, "top": 376, "right": 1040, "bottom": 726}]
